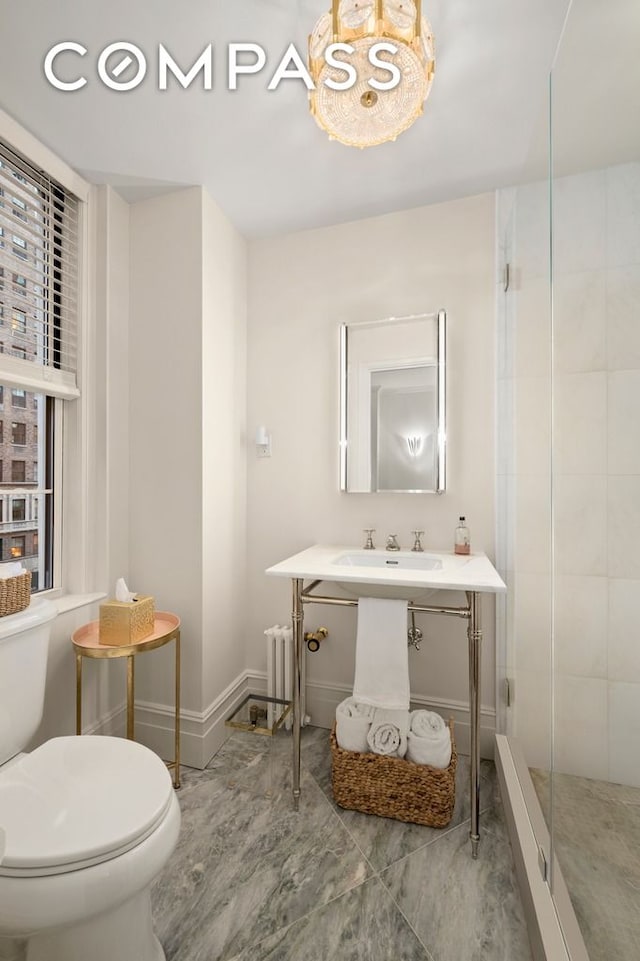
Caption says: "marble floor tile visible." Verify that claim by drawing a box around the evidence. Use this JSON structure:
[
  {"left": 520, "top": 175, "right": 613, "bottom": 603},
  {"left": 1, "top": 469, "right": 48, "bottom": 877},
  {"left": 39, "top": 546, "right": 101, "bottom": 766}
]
[
  {"left": 531, "top": 767, "right": 640, "bottom": 961},
  {"left": 227, "top": 877, "right": 433, "bottom": 961},
  {"left": 152, "top": 727, "right": 528, "bottom": 961},
  {"left": 551, "top": 778, "right": 640, "bottom": 960},
  {"left": 153, "top": 764, "right": 371, "bottom": 961},
  {"left": 380, "top": 806, "right": 533, "bottom": 961}
]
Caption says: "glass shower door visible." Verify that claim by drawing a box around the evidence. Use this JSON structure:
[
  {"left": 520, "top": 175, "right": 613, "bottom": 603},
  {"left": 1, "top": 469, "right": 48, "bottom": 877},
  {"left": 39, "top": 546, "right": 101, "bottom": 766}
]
[{"left": 549, "top": 0, "right": 640, "bottom": 956}]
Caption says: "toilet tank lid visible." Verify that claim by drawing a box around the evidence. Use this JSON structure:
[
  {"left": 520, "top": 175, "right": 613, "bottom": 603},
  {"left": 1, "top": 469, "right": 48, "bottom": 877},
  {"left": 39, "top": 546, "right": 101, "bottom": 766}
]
[
  {"left": 0, "top": 597, "right": 56, "bottom": 642},
  {"left": 0, "top": 736, "right": 173, "bottom": 875}
]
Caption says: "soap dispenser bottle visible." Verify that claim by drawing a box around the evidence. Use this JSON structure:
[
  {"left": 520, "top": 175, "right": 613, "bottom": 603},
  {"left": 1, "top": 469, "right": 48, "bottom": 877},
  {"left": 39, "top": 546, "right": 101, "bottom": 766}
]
[{"left": 454, "top": 516, "right": 471, "bottom": 555}]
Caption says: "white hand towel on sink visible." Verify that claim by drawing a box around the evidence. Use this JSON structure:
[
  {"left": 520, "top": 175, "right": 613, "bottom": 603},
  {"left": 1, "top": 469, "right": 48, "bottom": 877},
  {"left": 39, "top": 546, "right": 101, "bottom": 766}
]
[
  {"left": 367, "top": 708, "right": 409, "bottom": 758},
  {"left": 352, "top": 597, "right": 410, "bottom": 710},
  {"left": 335, "top": 697, "right": 375, "bottom": 753},
  {"left": 406, "top": 710, "right": 452, "bottom": 769}
]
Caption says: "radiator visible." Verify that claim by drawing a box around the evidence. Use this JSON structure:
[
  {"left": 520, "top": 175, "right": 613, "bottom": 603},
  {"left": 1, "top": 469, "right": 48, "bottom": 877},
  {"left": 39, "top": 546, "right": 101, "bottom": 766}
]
[{"left": 264, "top": 625, "right": 309, "bottom": 729}]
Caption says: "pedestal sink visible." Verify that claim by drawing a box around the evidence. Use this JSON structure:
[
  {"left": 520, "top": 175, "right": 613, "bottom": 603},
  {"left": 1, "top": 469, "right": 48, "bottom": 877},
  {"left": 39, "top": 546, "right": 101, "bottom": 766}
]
[
  {"left": 266, "top": 544, "right": 504, "bottom": 596},
  {"left": 265, "top": 543, "right": 506, "bottom": 858}
]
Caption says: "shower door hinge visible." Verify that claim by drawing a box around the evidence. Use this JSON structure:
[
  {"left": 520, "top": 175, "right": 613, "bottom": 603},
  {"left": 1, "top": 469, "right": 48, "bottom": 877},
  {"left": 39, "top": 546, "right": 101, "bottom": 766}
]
[
  {"left": 504, "top": 677, "right": 513, "bottom": 707},
  {"left": 504, "top": 263, "right": 511, "bottom": 292},
  {"left": 538, "top": 844, "right": 549, "bottom": 883}
]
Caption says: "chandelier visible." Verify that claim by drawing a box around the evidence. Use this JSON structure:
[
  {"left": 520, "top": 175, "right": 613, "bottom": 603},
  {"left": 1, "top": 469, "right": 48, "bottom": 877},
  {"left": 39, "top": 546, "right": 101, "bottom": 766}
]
[{"left": 308, "top": 0, "right": 435, "bottom": 148}]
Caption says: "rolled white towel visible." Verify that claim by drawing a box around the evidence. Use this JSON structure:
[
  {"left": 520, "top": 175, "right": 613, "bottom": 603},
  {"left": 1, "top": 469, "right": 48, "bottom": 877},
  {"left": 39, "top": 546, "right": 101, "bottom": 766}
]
[
  {"left": 367, "top": 708, "right": 409, "bottom": 758},
  {"left": 406, "top": 710, "right": 452, "bottom": 769},
  {"left": 335, "top": 697, "right": 375, "bottom": 753}
]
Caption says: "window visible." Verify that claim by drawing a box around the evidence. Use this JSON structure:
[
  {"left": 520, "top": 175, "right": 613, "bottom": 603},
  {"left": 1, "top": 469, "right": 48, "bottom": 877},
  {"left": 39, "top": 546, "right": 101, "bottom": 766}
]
[
  {"left": 11, "top": 236, "right": 27, "bottom": 261},
  {"left": 10, "top": 535, "right": 25, "bottom": 558},
  {"left": 11, "top": 309, "right": 26, "bottom": 334},
  {"left": 0, "top": 140, "right": 81, "bottom": 594},
  {"left": 0, "top": 144, "right": 80, "bottom": 389},
  {"left": 0, "top": 422, "right": 3, "bottom": 443},
  {"left": 11, "top": 422, "right": 25, "bottom": 446},
  {"left": 1, "top": 387, "right": 52, "bottom": 589}
]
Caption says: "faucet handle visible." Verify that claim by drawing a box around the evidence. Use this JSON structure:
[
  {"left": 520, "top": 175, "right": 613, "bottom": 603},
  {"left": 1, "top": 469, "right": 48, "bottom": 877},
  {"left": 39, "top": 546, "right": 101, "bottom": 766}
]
[
  {"left": 386, "top": 534, "right": 400, "bottom": 551},
  {"left": 411, "top": 530, "right": 425, "bottom": 552},
  {"left": 363, "top": 529, "right": 376, "bottom": 550}
]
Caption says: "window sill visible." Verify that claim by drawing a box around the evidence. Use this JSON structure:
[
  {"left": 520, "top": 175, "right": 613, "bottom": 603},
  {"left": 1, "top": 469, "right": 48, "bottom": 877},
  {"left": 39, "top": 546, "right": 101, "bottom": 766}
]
[{"left": 41, "top": 590, "right": 107, "bottom": 615}]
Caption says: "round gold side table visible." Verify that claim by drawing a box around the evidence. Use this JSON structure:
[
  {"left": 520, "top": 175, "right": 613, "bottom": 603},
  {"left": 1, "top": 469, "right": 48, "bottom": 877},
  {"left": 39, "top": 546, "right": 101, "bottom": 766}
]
[{"left": 72, "top": 611, "right": 181, "bottom": 788}]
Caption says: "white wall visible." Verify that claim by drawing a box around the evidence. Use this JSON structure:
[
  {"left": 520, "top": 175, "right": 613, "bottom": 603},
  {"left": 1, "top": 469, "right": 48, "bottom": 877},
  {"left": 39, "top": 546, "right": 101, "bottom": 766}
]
[
  {"left": 201, "top": 189, "right": 247, "bottom": 711},
  {"left": 129, "top": 186, "right": 247, "bottom": 767},
  {"left": 247, "top": 193, "right": 498, "bottom": 752},
  {"left": 129, "top": 188, "right": 205, "bottom": 719}
]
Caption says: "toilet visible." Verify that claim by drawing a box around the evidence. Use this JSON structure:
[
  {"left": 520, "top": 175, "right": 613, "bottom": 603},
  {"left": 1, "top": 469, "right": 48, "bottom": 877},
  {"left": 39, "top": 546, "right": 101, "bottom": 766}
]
[{"left": 0, "top": 598, "right": 181, "bottom": 961}]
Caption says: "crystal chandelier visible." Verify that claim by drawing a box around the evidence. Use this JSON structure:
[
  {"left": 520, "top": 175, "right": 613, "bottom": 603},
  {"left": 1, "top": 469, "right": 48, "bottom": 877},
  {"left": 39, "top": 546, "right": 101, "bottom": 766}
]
[{"left": 308, "top": 0, "right": 435, "bottom": 148}]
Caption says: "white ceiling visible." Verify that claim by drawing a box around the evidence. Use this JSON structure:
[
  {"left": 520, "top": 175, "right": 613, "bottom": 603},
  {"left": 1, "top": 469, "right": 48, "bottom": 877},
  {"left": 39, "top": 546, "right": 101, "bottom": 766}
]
[{"left": 0, "top": 0, "right": 571, "bottom": 237}]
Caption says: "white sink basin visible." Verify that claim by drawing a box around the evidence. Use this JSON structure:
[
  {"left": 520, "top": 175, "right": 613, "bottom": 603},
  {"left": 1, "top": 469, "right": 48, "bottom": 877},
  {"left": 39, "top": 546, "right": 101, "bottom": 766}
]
[
  {"left": 334, "top": 551, "right": 444, "bottom": 571},
  {"left": 266, "top": 545, "right": 506, "bottom": 598},
  {"left": 333, "top": 550, "right": 459, "bottom": 599}
]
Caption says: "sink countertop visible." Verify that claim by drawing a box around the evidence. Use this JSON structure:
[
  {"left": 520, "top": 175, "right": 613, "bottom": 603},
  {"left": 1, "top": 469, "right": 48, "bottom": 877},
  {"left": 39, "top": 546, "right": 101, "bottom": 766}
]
[{"left": 265, "top": 544, "right": 507, "bottom": 594}]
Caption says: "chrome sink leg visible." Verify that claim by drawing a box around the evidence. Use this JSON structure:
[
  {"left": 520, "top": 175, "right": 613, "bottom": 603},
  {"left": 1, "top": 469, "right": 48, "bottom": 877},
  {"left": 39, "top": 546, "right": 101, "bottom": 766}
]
[
  {"left": 292, "top": 578, "right": 304, "bottom": 811},
  {"left": 468, "top": 591, "right": 482, "bottom": 857}
]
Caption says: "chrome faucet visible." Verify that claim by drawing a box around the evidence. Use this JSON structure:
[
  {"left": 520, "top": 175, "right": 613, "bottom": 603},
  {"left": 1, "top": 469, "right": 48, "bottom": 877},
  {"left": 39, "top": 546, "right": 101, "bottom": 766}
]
[
  {"left": 386, "top": 534, "right": 400, "bottom": 551},
  {"left": 363, "top": 529, "right": 376, "bottom": 550},
  {"left": 411, "top": 530, "right": 425, "bottom": 552}
]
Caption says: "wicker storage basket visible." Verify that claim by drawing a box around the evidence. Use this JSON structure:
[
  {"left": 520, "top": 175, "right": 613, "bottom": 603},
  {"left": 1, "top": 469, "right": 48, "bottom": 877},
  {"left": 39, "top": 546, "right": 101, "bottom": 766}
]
[
  {"left": 0, "top": 570, "right": 31, "bottom": 617},
  {"left": 330, "top": 719, "right": 457, "bottom": 827}
]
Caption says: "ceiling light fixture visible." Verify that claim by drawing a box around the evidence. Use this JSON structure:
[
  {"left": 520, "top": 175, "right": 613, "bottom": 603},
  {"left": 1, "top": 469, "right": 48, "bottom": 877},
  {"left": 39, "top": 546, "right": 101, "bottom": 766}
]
[{"left": 308, "top": 0, "right": 435, "bottom": 148}]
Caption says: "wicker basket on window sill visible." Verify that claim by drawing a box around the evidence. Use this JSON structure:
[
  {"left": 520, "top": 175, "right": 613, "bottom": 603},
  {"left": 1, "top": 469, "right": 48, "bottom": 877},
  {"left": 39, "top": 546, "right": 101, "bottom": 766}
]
[
  {"left": 0, "top": 570, "right": 31, "bottom": 617},
  {"left": 329, "top": 719, "right": 457, "bottom": 827}
]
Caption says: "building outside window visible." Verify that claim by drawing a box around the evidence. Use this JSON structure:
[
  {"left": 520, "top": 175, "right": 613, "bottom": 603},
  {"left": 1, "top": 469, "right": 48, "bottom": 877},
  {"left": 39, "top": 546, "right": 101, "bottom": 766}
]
[
  {"left": 11, "top": 498, "right": 25, "bottom": 521},
  {"left": 11, "top": 422, "right": 26, "bottom": 446},
  {"left": 11, "top": 311, "right": 26, "bottom": 335},
  {"left": 10, "top": 535, "right": 25, "bottom": 558},
  {"left": 11, "top": 389, "right": 26, "bottom": 408},
  {"left": 11, "top": 460, "right": 25, "bottom": 483}
]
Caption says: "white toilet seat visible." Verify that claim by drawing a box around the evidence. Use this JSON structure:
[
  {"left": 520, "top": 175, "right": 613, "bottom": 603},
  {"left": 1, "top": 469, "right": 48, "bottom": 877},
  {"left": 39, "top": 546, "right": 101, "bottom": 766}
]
[{"left": 0, "top": 736, "right": 174, "bottom": 878}]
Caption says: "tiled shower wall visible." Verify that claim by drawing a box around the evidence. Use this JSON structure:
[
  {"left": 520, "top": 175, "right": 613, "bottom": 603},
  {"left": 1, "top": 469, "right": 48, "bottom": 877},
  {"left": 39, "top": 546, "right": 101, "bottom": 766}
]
[{"left": 497, "top": 162, "right": 640, "bottom": 787}]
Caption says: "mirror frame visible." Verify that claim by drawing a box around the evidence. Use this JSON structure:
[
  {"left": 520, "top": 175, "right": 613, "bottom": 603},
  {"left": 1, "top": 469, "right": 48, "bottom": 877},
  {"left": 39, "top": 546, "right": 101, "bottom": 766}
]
[{"left": 340, "top": 309, "right": 447, "bottom": 494}]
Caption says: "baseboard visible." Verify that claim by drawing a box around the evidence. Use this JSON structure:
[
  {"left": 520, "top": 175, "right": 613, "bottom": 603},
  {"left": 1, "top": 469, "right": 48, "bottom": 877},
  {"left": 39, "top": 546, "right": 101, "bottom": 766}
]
[
  {"left": 495, "top": 735, "right": 589, "bottom": 961},
  {"left": 131, "top": 671, "right": 255, "bottom": 769},
  {"left": 91, "top": 670, "right": 496, "bottom": 770}
]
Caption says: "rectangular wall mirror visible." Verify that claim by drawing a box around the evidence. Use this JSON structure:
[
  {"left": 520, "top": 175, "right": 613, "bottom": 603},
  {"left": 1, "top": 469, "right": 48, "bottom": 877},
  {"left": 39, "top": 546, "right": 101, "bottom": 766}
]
[{"left": 340, "top": 311, "right": 446, "bottom": 493}]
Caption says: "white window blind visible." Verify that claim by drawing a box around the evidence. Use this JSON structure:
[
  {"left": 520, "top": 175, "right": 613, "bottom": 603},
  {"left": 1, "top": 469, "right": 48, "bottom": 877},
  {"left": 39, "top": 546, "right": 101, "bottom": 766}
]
[{"left": 0, "top": 140, "right": 80, "bottom": 399}]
